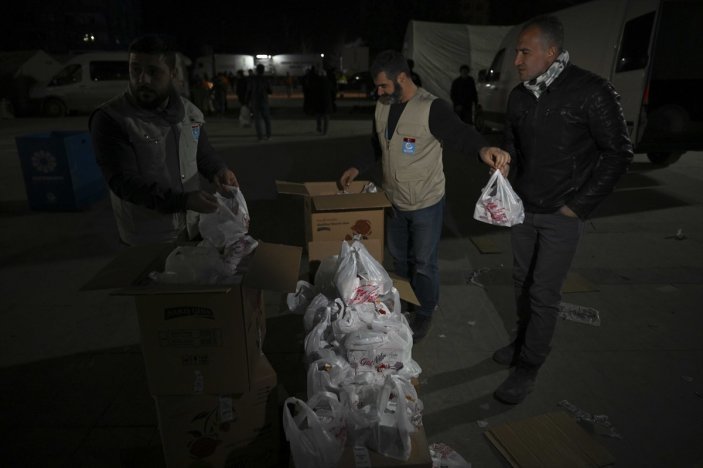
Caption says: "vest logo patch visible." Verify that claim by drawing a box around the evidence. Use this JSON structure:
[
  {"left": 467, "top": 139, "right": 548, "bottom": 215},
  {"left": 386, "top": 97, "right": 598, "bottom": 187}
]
[
  {"left": 402, "top": 137, "right": 416, "bottom": 154},
  {"left": 191, "top": 124, "right": 201, "bottom": 141}
]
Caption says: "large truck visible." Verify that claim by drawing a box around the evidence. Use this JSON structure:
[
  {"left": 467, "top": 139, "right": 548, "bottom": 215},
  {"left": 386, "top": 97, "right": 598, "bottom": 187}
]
[{"left": 476, "top": 0, "right": 702, "bottom": 165}]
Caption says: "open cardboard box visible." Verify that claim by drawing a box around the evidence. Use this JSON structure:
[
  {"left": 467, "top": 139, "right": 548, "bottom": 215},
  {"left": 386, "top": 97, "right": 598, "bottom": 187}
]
[
  {"left": 83, "top": 241, "right": 301, "bottom": 395},
  {"left": 276, "top": 180, "right": 391, "bottom": 262}
]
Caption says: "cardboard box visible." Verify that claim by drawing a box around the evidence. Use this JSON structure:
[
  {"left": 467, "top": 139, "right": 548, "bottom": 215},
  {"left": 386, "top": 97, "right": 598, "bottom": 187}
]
[
  {"left": 276, "top": 180, "right": 391, "bottom": 262},
  {"left": 83, "top": 241, "right": 301, "bottom": 395},
  {"left": 337, "top": 426, "right": 432, "bottom": 468},
  {"left": 155, "top": 355, "right": 281, "bottom": 468},
  {"left": 484, "top": 411, "right": 615, "bottom": 468}
]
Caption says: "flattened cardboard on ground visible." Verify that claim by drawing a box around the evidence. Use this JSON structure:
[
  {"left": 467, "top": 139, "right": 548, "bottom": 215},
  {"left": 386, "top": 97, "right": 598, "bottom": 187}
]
[
  {"left": 484, "top": 411, "right": 615, "bottom": 468},
  {"left": 337, "top": 426, "right": 432, "bottom": 467},
  {"left": 155, "top": 355, "right": 280, "bottom": 468},
  {"left": 83, "top": 241, "right": 301, "bottom": 395},
  {"left": 276, "top": 180, "right": 391, "bottom": 261}
]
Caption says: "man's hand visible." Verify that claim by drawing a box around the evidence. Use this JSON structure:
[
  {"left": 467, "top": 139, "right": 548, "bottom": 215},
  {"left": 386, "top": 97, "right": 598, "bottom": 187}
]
[
  {"left": 185, "top": 190, "right": 219, "bottom": 213},
  {"left": 559, "top": 205, "right": 578, "bottom": 218},
  {"left": 338, "top": 167, "right": 359, "bottom": 191},
  {"left": 213, "top": 168, "right": 238, "bottom": 194},
  {"left": 479, "top": 147, "right": 511, "bottom": 176}
]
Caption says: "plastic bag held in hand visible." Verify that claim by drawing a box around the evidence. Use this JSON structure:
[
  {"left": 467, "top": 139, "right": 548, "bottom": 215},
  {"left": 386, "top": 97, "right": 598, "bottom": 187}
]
[
  {"left": 473, "top": 170, "right": 525, "bottom": 227},
  {"left": 199, "top": 185, "right": 250, "bottom": 250}
]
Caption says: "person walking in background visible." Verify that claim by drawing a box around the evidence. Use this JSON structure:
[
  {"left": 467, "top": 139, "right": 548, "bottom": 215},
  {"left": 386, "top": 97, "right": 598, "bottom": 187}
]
[
  {"left": 450, "top": 65, "right": 478, "bottom": 124},
  {"left": 310, "top": 67, "right": 333, "bottom": 135},
  {"left": 212, "top": 72, "right": 228, "bottom": 116},
  {"left": 339, "top": 50, "right": 510, "bottom": 342},
  {"left": 488, "top": 15, "right": 633, "bottom": 405},
  {"left": 235, "top": 70, "right": 251, "bottom": 127},
  {"left": 89, "top": 35, "right": 238, "bottom": 246},
  {"left": 246, "top": 64, "right": 272, "bottom": 141}
]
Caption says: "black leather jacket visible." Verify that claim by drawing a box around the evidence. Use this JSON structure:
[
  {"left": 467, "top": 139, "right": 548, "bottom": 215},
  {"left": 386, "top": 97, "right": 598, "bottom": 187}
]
[{"left": 504, "top": 64, "right": 633, "bottom": 219}]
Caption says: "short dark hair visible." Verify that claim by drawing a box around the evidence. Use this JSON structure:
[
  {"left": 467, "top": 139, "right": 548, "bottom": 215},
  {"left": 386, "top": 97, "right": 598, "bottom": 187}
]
[
  {"left": 256, "top": 63, "right": 265, "bottom": 75},
  {"left": 522, "top": 15, "right": 564, "bottom": 52},
  {"left": 128, "top": 35, "right": 176, "bottom": 69},
  {"left": 460, "top": 64, "right": 470, "bottom": 72},
  {"left": 370, "top": 50, "right": 411, "bottom": 81}
]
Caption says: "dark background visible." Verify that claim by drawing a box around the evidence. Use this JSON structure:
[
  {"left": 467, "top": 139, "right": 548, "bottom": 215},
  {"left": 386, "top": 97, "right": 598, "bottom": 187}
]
[{"left": 1, "top": 0, "right": 593, "bottom": 58}]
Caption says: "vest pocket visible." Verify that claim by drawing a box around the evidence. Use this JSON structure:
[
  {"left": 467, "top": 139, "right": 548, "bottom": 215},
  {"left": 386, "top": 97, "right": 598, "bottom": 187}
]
[{"left": 393, "top": 171, "right": 424, "bottom": 207}]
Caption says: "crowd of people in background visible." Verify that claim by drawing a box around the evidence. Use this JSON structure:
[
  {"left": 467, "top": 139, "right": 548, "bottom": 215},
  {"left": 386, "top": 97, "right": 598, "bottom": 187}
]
[
  {"left": 187, "top": 63, "right": 346, "bottom": 139},
  {"left": 183, "top": 57, "right": 485, "bottom": 143}
]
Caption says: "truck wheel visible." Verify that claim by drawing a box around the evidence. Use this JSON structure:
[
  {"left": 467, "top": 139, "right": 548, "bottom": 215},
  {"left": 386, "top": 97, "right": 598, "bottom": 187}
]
[
  {"left": 43, "top": 98, "right": 67, "bottom": 117},
  {"left": 646, "top": 152, "right": 683, "bottom": 166}
]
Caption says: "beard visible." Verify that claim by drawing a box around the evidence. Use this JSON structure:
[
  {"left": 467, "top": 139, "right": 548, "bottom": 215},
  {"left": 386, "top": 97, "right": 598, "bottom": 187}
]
[
  {"left": 378, "top": 80, "right": 402, "bottom": 105},
  {"left": 129, "top": 82, "right": 171, "bottom": 109}
]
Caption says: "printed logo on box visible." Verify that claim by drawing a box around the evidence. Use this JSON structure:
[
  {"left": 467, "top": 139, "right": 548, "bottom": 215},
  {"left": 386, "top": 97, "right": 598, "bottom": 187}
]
[
  {"left": 164, "top": 306, "right": 215, "bottom": 320},
  {"left": 31, "top": 150, "right": 57, "bottom": 174}
]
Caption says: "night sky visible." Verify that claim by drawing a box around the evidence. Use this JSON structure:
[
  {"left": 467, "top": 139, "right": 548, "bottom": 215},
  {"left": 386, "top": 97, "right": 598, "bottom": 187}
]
[{"left": 140, "top": 0, "right": 594, "bottom": 57}]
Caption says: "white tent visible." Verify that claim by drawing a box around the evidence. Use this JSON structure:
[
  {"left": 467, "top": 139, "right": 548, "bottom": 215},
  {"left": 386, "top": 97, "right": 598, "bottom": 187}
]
[
  {"left": 0, "top": 50, "right": 62, "bottom": 83},
  {"left": 402, "top": 20, "right": 512, "bottom": 102}
]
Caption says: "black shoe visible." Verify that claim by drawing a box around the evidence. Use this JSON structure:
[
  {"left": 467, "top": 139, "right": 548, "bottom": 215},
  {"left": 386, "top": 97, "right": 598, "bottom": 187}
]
[
  {"left": 493, "top": 363, "right": 539, "bottom": 405},
  {"left": 411, "top": 315, "right": 432, "bottom": 343},
  {"left": 492, "top": 341, "right": 521, "bottom": 366}
]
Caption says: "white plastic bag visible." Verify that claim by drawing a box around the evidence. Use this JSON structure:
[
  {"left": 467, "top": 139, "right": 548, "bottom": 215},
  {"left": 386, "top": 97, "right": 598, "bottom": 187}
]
[
  {"left": 344, "top": 326, "right": 412, "bottom": 377},
  {"left": 368, "top": 375, "right": 421, "bottom": 461},
  {"left": 199, "top": 186, "right": 250, "bottom": 250},
  {"left": 287, "top": 280, "right": 315, "bottom": 314},
  {"left": 340, "top": 383, "right": 381, "bottom": 446},
  {"left": 239, "top": 104, "right": 252, "bottom": 126},
  {"left": 304, "top": 308, "right": 342, "bottom": 364},
  {"left": 307, "top": 356, "right": 354, "bottom": 399},
  {"left": 473, "top": 171, "right": 524, "bottom": 227},
  {"left": 151, "top": 243, "right": 229, "bottom": 284},
  {"left": 333, "top": 240, "right": 392, "bottom": 305},
  {"left": 283, "top": 396, "right": 344, "bottom": 468},
  {"left": 429, "top": 442, "right": 472, "bottom": 468}
]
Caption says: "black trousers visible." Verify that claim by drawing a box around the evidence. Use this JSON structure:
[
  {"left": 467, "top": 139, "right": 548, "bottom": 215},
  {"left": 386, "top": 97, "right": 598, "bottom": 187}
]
[{"left": 511, "top": 211, "right": 585, "bottom": 366}]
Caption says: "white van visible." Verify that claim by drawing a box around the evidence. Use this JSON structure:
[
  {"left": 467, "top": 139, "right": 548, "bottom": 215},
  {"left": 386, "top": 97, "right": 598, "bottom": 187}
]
[
  {"left": 31, "top": 52, "right": 129, "bottom": 117},
  {"left": 31, "top": 51, "right": 192, "bottom": 117},
  {"left": 476, "top": 0, "right": 703, "bottom": 165}
]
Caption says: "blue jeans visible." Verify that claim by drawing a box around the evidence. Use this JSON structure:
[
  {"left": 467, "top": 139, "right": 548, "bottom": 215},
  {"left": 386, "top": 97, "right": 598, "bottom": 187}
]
[
  {"left": 511, "top": 211, "right": 585, "bottom": 366},
  {"left": 386, "top": 198, "right": 445, "bottom": 318}
]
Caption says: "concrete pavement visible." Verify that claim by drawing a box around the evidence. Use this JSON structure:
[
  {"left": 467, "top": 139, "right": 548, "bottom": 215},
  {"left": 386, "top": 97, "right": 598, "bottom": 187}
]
[{"left": 0, "top": 103, "right": 702, "bottom": 467}]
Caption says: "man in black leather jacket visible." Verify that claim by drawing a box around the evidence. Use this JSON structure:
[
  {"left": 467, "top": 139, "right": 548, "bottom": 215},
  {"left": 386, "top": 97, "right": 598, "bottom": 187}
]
[{"left": 489, "top": 15, "right": 633, "bottom": 405}]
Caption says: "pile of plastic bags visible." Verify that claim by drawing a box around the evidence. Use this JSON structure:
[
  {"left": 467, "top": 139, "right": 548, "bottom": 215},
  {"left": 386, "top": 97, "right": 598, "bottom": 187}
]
[
  {"left": 283, "top": 240, "right": 423, "bottom": 468},
  {"left": 151, "top": 186, "right": 259, "bottom": 284}
]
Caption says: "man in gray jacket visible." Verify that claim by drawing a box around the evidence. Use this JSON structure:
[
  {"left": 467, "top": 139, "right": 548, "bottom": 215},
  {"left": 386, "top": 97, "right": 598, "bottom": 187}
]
[
  {"left": 90, "top": 35, "right": 237, "bottom": 246},
  {"left": 339, "top": 50, "right": 510, "bottom": 342}
]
